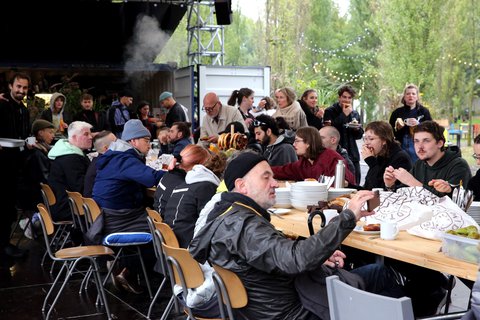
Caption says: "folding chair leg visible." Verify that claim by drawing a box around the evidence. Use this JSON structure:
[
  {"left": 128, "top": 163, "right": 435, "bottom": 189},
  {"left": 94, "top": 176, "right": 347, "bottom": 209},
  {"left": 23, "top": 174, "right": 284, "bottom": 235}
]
[
  {"left": 160, "top": 294, "right": 175, "bottom": 320},
  {"left": 42, "top": 261, "right": 68, "bottom": 316},
  {"left": 45, "top": 260, "right": 78, "bottom": 320},
  {"left": 89, "top": 257, "right": 113, "bottom": 319},
  {"left": 147, "top": 277, "right": 167, "bottom": 319},
  {"left": 137, "top": 246, "right": 153, "bottom": 299}
]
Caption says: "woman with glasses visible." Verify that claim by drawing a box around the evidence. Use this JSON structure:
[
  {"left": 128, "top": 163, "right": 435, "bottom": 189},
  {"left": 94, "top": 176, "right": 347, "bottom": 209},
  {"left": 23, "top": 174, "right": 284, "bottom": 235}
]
[
  {"left": 271, "top": 126, "right": 355, "bottom": 184},
  {"left": 272, "top": 87, "right": 308, "bottom": 130},
  {"left": 359, "top": 121, "right": 412, "bottom": 190},
  {"left": 468, "top": 134, "right": 480, "bottom": 200}
]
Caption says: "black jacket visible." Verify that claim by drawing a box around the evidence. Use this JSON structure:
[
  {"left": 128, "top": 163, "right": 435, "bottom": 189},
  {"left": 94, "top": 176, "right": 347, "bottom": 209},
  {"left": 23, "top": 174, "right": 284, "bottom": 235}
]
[
  {"left": 468, "top": 169, "right": 480, "bottom": 201},
  {"left": 73, "top": 110, "right": 109, "bottom": 132},
  {"left": 48, "top": 154, "right": 90, "bottom": 221},
  {"left": 190, "top": 192, "right": 357, "bottom": 320},
  {"left": 153, "top": 168, "right": 186, "bottom": 215},
  {"left": 324, "top": 102, "right": 363, "bottom": 161},
  {"left": 298, "top": 99, "right": 324, "bottom": 129},
  {"left": 362, "top": 143, "right": 412, "bottom": 190},
  {"left": 165, "top": 102, "right": 187, "bottom": 128},
  {"left": 388, "top": 103, "right": 432, "bottom": 142}
]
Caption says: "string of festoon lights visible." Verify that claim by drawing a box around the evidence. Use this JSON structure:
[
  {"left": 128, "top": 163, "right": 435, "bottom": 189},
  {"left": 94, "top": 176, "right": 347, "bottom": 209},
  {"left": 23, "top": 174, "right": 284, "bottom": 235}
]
[
  {"left": 300, "top": 28, "right": 372, "bottom": 55},
  {"left": 435, "top": 54, "right": 479, "bottom": 68}
]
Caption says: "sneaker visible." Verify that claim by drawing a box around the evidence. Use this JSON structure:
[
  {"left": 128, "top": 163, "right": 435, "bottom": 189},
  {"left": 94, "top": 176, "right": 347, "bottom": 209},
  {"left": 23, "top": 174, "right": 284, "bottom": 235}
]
[
  {"left": 24, "top": 225, "right": 33, "bottom": 240},
  {"left": 115, "top": 268, "right": 144, "bottom": 294},
  {"left": 19, "top": 218, "right": 29, "bottom": 230}
]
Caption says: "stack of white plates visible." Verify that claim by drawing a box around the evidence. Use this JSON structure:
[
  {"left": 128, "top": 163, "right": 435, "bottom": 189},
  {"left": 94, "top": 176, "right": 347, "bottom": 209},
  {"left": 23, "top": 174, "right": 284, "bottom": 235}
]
[
  {"left": 290, "top": 181, "right": 328, "bottom": 211},
  {"left": 467, "top": 201, "right": 480, "bottom": 225},
  {"left": 328, "top": 188, "right": 356, "bottom": 201},
  {"left": 274, "top": 187, "right": 291, "bottom": 208}
]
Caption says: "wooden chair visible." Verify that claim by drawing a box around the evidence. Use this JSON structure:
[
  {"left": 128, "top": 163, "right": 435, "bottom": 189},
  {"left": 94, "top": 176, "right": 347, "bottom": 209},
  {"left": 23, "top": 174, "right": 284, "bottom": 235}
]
[
  {"left": 66, "top": 190, "right": 87, "bottom": 234},
  {"left": 326, "top": 275, "right": 415, "bottom": 320},
  {"left": 146, "top": 207, "right": 162, "bottom": 223},
  {"left": 162, "top": 243, "right": 221, "bottom": 320},
  {"left": 37, "top": 203, "right": 114, "bottom": 320},
  {"left": 39, "top": 183, "right": 74, "bottom": 269},
  {"left": 211, "top": 264, "right": 248, "bottom": 320},
  {"left": 81, "top": 196, "right": 102, "bottom": 229}
]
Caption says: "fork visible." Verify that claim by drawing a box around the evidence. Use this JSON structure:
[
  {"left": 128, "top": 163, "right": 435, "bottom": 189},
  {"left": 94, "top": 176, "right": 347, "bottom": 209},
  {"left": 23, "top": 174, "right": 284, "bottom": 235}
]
[{"left": 268, "top": 209, "right": 285, "bottom": 219}]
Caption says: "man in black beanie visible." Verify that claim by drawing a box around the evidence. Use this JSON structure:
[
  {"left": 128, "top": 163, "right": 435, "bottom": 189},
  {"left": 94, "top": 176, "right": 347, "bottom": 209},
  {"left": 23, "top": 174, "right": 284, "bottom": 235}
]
[{"left": 189, "top": 151, "right": 399, "bottom": 319}]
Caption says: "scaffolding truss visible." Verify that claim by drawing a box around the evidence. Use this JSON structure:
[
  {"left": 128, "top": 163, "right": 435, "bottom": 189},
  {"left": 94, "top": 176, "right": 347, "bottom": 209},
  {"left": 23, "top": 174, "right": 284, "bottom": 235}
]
[{"left": 186, "top": 0, "right": 224, "bottom": 65}]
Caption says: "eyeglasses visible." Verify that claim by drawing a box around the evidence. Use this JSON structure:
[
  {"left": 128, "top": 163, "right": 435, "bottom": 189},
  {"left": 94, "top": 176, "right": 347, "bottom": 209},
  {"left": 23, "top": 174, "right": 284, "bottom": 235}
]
[
  {"left": 473, "top": 153, "right": 480, "bottom": 160},
  {"left": 294, "top": 138, "right": 304, "bottom": 144},
  {"left": 202, "top": 101, "right": 219, "bottom": 112},
  {"left": 253, "top": 120, "right": 267, "bottom": 127}
]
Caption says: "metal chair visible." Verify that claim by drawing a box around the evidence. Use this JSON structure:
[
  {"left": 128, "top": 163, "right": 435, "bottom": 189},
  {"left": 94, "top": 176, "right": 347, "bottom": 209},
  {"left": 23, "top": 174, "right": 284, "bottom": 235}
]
[
  {"left": 146, "top": 207, "right": 163, "bottom": 224},
  {"left": 211, "top": 264, "right": 248, "bottom": 320},
  {"left": 37, "top": 203, "right": 114, "bottom": 320},
  {"left": 66, "top": 190, "right": 87, "bottom": 234},
  {"left": 81, "top": 196, "right": 102, "bottom": 230}
]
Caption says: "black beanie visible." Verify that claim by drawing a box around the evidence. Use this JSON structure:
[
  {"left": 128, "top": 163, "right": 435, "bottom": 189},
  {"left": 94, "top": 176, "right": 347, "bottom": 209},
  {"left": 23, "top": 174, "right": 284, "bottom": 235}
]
[{"left": 224, "top": 152, "right": 267, "bottom": 191}]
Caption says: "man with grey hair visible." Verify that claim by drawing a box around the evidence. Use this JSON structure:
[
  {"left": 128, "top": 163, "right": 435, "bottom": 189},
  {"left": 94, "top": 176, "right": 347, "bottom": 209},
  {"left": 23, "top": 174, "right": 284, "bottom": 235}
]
[
  {"left": 48, "top": 121, "right": 93, "bottom": 221},
  {"left": 189, "top": 151, "right": 398, "bottom": 319},
  {"left": 319, "top": 125, "right": 356, "bottom": 177}
]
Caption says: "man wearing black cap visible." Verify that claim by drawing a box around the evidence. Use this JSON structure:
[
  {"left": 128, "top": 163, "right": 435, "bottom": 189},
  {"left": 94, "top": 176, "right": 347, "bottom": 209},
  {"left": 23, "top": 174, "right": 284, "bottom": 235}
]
[
  {"left": 107, "top": 89, "right": 133, "bottom": 138},
  {"left": 189, "top": 151, "right": 398, "bottom": 319}
]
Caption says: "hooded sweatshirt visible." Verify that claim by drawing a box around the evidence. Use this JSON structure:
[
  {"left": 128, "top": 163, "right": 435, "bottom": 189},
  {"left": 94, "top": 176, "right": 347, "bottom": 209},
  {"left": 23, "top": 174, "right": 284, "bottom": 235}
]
[
  {"left": 410, "top": 147, "right": 471, "bottom": 197},
  {"left": 163, "top": 164, "right": 221, "bottom": 248},
  {"left": 263, "top": 134, "right": 298, "bottom": 166},
  {"left": 272, "top": 101, "right": 308, "bottom": 130},
  {"left": 47, "top": 139, "right": 90, "bottom": 221},
  {"left": 41, "top": 93, "right": 71, "bottom": 135},
  {"left": 93, "top": 139, "right": 164, "bottom": 210}
]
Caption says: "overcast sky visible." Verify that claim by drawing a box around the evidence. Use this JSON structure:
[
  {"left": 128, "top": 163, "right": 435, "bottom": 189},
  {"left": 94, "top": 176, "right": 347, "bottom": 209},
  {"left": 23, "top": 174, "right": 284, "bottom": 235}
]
[{"left": 231, "top": 0, "right": 350, "bottom": 21}]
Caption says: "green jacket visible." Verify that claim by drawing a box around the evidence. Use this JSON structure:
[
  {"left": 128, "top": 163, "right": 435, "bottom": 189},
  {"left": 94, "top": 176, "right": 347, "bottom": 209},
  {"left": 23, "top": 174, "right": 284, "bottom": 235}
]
[{"left": 411, "top": 148, "right": 471, "bottom": 197}]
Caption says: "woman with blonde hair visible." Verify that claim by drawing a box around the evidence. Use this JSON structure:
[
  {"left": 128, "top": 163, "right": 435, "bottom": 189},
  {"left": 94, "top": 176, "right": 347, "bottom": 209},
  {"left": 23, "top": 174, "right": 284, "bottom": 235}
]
[
  {"left": 272, "top": 87, "right": 307, "bottom": 130},
  {"left": 389, "top": 84, "right": 432, "bottom": 162}
]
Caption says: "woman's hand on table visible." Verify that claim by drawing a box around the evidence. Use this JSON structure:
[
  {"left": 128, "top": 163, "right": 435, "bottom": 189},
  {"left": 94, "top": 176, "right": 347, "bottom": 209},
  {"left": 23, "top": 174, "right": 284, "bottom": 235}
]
[{"left": 346, "top": 190, "right": 376, "bottom": 221}]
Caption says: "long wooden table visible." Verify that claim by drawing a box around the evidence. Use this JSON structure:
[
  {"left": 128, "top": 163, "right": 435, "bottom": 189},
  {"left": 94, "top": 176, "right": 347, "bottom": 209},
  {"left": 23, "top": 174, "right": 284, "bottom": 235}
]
[{"left": 270, "top": 209, "right": 478, "bottom": 281}]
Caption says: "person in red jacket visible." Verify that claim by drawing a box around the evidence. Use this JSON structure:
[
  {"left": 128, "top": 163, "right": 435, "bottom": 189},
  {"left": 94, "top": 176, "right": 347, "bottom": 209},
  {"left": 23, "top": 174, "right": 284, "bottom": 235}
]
[{"left": 272, "top": 126, "right": 355, "bottom": 185}]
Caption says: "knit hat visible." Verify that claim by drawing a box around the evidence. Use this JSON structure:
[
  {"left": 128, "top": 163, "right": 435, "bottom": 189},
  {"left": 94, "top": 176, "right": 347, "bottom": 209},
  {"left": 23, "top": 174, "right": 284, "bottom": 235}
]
[
  {"left": 159, "top": 91, "right": 173, "bottom": 102},
  {"left": 121, "top": 119, "right": 151, "bottom": 141},
  {"left": 224, "top": 152, "right": 267, "bottom": 191},
  {"left": 32, "top": 119, "right": 54, "bottom": 136}
]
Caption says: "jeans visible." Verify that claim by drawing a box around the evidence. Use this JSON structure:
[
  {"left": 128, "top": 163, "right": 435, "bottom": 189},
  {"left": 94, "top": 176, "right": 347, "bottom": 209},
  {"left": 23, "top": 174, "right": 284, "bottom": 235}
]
[
  {"left": 351, "top": 263, "right": 405, "bottom": 298},
  {"left": 402, "top": 135, "right": 418, "bottom": 163}
]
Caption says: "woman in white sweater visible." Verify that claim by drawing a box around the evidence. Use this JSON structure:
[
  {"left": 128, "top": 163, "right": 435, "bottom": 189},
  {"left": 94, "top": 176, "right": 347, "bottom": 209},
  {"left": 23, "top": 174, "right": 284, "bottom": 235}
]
[{"left": 272, "top": 87, "right": 307, "bottom": 130}]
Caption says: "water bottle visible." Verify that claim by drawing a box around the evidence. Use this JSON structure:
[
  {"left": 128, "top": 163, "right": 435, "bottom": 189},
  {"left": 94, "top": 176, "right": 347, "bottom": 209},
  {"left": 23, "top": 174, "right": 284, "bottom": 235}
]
[{"left": 334, "top": 159, "right": 345, "bottom": 189}]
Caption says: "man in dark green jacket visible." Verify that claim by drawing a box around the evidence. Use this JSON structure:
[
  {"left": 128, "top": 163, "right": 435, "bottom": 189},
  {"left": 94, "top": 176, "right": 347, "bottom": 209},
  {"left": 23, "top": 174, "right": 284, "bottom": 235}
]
[{"left": 384, "top": 120, "right": 471, "bottom": 197}]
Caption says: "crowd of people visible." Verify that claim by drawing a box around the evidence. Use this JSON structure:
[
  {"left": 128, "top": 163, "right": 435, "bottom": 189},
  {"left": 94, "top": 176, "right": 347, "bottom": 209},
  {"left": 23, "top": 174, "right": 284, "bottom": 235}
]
[{"left": 2, "top": 71, "right": 480, "bottom": 318}]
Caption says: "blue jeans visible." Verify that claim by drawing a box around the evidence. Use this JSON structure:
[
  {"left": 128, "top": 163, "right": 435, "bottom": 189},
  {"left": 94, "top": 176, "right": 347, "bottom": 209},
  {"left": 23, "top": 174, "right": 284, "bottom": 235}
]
[
  {"left": 351, "top": 263, "right": 405, "bottom": 298},
  {"left": 402, "top": 135, "right": 418, "bottom": 163}
]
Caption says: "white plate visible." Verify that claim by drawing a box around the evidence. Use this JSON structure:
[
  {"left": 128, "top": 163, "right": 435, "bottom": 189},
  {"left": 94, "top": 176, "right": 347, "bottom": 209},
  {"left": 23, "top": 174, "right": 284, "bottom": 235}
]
[
  {"left": 268, "top": 208, "right": 291, "bottom": 215},
  {"left": 353, "top": 225, "right": 380, "bottom": 235}
]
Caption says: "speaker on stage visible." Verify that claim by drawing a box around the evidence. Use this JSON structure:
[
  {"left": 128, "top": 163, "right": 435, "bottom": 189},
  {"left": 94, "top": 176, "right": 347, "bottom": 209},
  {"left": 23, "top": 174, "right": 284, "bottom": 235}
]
[{"left": 214, "top": 0, "right": 232, "bottom": 25}]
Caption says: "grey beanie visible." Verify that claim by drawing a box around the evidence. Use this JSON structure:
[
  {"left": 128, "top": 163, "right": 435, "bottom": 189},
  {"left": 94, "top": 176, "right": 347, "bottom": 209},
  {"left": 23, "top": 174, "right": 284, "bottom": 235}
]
[{"left": 121, "top": 119, "right": 151, "bottom": 141}]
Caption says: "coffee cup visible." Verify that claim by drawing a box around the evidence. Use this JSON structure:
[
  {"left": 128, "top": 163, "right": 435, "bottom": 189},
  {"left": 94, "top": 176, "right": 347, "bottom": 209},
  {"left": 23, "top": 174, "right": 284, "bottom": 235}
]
[
  {"left": 25, "top": 137, "right": 36, "bottom": 145},
  {"left": 405, "top": 118, "right": 418, "bottom": 127},
  {"left": 380, "top": 221, "right": 399, "bottom": 240},
  {"left": 323, "top": 209, "right": 339, "bottom": 226}
]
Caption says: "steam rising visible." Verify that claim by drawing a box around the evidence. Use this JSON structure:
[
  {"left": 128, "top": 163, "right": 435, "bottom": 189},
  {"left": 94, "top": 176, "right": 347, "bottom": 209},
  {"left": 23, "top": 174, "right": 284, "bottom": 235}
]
[{"left": 124, "top": 14, "right": 170, "bottom": 88}]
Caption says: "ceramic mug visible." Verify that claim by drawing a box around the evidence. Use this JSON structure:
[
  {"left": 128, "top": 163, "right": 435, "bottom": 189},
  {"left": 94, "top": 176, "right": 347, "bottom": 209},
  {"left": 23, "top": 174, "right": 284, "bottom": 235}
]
[
  {"left": 25, "top": 137, "right": 36, "bottom": 145},
  {"left": 323, "top": 209, "right": 339, "bottom": 226},
  {"left": 380, "top": 221, "right": 399, "bottom": 240}
]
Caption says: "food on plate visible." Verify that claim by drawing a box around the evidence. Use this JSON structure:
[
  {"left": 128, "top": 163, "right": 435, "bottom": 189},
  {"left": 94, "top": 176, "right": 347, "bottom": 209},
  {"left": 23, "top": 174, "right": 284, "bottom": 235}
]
[
  {"left": 304, "top": 178, "right": 317, "bottom": 182},
  {"left": 446, "top": 225, "right": 480, "bottom": 239},
  {"left": 363, "top": 224, "right": 380, "bottom": 232},
  {"left": 217, "top": 132, "right": 248, "bottom": 150}
]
